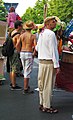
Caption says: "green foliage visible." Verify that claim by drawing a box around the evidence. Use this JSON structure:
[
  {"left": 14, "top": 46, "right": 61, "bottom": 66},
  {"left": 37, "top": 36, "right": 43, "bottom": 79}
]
[
  {"left": 22, "top": 7, "right": 34, "bottom": 22},
  {"left": 47, "top": 0, "right": 73, "bottom": 24},
  {"left": 0, "top": 0, "right": 7, "bottom": 21},
  {"left": 22, "top": 0, "right": 73, "bottom": 24},
  {"left": 22, "top": 0, "right": 45, "bottom": 24}
]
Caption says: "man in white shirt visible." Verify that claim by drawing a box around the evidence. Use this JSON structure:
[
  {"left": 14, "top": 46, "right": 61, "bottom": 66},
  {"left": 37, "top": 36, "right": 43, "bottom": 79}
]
[{"left": 36, "top": 16, "right": 60, "bottom": 113}]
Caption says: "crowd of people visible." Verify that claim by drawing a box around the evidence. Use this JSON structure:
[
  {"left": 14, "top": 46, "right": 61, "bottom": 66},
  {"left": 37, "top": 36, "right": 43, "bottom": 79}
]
[{"left": 1, "top": 6, "right": 70, "bottom": 114}]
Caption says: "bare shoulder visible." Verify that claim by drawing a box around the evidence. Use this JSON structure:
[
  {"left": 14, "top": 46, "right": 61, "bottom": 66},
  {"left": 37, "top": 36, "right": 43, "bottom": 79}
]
[
  {"left": 31, "top": 34, "right": 36, "bottom": 39},
  {"left": 11, "top": 30, "right": 20, "bottom": 38},
  {"left": 20, "top": 32, "right": 25, "bottom": 40}
]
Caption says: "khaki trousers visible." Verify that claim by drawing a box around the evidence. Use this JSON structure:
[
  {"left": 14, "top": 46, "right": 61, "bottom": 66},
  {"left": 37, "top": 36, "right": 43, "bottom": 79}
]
[{"left": 38, "top": 60, "right": 56, "bottom": 108}]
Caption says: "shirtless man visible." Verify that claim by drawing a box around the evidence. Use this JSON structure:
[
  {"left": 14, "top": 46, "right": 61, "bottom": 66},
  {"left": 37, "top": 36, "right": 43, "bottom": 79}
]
[
  {"left": 19, "top": 20, "right": 37, "bottom": 94},
  {"left": 9, "top": 20, "right": 22, "bottom": 90}
]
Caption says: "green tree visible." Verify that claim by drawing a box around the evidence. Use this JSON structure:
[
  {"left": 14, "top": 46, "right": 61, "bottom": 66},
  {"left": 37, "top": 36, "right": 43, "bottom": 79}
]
[
  {"left": 22, "top": 7, "right": 34, "bottom": 22},
  {"left": 0, "top": 0, "right": 7, "bottom": 21},
  {"left": 22, "top": 0, "right": 45, "bottom": 24},
  {"left": 47, "top": 0, "right": 73, "bottom": 23},
  {"left": 22, "top": 0, "right": 73, "bottom": 24}
]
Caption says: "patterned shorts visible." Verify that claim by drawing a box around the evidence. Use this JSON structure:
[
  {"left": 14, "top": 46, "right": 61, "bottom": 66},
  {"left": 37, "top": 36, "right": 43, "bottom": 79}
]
[{"left": 9, "top": 50, "right": 21, "bottom": 73}]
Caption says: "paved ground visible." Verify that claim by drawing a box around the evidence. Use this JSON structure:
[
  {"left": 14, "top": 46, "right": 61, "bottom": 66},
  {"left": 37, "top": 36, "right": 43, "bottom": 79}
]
[{"left": 0, "top": 58, "right": 73, "bottom": 120}]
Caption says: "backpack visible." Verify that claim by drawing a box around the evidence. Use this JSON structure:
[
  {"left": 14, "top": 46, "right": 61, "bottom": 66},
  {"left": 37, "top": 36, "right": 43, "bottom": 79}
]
[
  {"left": 2, "top": 32, "right": 20, "bottom": 57},
  {"left": 16, "top": 14, "right": 22, "bottom": 20}
]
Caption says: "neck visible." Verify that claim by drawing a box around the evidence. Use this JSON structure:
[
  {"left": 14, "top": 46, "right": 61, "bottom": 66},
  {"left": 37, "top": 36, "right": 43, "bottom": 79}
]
[{"left": 26, "top": 30, "right": 31, "bottom": 33}]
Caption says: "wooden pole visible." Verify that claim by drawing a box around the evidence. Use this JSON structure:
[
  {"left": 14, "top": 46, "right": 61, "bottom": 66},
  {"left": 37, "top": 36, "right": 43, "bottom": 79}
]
[{"left": 44, "top": 3, "right": 47, "bottom": 20}]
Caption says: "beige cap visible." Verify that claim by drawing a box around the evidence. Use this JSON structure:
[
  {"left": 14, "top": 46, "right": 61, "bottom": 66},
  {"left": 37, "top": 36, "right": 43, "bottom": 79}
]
[{"left": 44, "top": 16, "right": 55, "bottom": 24}]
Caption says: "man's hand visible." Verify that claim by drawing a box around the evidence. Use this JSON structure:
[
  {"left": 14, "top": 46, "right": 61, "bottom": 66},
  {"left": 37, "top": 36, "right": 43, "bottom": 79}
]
[{"left": 55, "top": 68, "right": 60, "bottom": 75}]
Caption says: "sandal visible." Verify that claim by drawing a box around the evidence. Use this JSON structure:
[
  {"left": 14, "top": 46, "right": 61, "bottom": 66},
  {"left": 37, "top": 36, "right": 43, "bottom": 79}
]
[
  {"left": 39, "top": 105, "right": 43, "bottom": 111},
  {"left": 42, "top": 108, "right": 58, "bottom": 113},
  {"left": 50, "top": 107, "right": 58, "bottom": 113}
]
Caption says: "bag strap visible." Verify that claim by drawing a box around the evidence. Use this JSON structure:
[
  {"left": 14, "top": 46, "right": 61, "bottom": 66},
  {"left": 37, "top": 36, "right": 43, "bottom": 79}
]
[{"left": 11, "top": 32, "right": 20, "bottom": 38}]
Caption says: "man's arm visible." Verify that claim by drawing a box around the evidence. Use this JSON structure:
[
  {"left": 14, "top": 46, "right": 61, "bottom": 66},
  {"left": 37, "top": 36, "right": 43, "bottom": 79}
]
[
  {"left": 15, "top": 34, "right": 21, "bottom": 52},
  {"left": 32, "top": 34, "right": 37, "bottom": 57}
]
